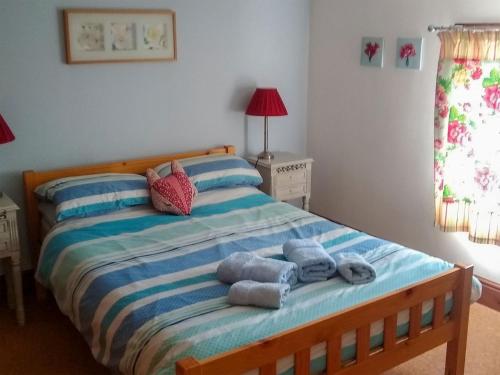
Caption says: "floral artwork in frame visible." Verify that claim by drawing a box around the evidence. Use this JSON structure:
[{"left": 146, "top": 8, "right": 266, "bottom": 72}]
[
  {"left": 64, "top": 9, "right": 176, "bottom": 64},
  {"left": 76, "top": 23, "right": 105, "bottom": 51},
  {"left": 360, "top": 37, "right": 384, "bottom": 68},
  {"left": 396, "top": 37, "right": 423, "bottom": 70},
  {"left": 110, "top": 23, "right": 137, "bottom": 51},
  {"left": 143, "top": 24, "right": 168, "bottom": 50}
]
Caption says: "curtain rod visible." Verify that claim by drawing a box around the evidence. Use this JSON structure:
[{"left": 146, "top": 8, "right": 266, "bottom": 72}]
[{"left": 428, "top": 24, "right": 500, "bottom": 32}]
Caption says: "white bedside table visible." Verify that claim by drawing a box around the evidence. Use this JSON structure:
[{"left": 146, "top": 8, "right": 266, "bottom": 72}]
[
  {"left": 0, "top": 193, "right": 25, "bottom": 325},
  {"left": 246, "top": 152, "right": 313, "bottom": 211}
]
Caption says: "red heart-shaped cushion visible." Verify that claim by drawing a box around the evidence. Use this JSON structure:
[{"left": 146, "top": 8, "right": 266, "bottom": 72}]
[{"left": 146, "top": 165, "right": 196, "bottom": 215}]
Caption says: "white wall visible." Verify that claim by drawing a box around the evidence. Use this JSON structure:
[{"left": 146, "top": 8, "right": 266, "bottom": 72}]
[
  {"left": 308, "top": 0, "right": 500, "bottom": 283},
  {"left": 0, "top": 0, "right": 310, "bottom": 269}
]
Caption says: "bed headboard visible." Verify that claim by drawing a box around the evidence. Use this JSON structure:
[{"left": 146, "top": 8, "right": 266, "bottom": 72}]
[{"left": 23, "top": 145, "right": 236, "bottom": 265}]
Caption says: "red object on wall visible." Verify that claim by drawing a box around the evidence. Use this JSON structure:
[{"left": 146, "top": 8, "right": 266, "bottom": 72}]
[
  {"left": 245, "top": 88, "right": 288, "bottom": 117},
  {"left": 0, "top": 114, "right": 15, "bottom": 144}
]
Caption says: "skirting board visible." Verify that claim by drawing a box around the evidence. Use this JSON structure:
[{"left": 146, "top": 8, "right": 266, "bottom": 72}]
[{"left": 477, "top": 276, "right": 500, "bottom": 312}]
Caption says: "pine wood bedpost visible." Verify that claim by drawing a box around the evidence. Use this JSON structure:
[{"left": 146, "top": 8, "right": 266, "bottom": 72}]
[
  {"left": 176, "top": 357, "right": 202, "bottom": 375},
  {"left": 23, "top": 170, "right": 40, "bottom": 260},
  {"left": 224, "top": 145, "right": 236, "bottom": 155},
  {"left": 445, "top": 264, "right": 473, "bottom": 375},
  {"left": 23, "top": 170, "right": 47, "bottom": 301}
]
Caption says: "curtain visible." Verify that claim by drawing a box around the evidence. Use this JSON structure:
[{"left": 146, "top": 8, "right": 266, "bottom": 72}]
[{"left": 434, "top": 31, "right": 500, "bottom": 245}]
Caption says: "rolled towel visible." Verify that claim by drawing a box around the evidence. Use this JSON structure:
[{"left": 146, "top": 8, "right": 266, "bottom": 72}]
[
  {"left": 228, "top": 280, "right": 290, "bottom": 309},
  {"left": 331, "top": 252, "right": 376, "bottom": 285},
  {"left": 217, "top": 252, "right": 298, "bottom": 285},
  {"left": 283, "top": 239, "right": 336, "bottom": 282}
]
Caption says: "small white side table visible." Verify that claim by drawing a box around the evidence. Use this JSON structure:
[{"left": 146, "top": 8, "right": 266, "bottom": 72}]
[
  {"left": 246, "top": 152, "right": 313, "bottom": 211},
  {"left": 0, "top": 193, "right": 25, "bottom": 325}
]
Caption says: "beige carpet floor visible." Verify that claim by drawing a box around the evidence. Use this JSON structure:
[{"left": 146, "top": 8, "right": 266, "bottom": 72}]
[{"left": 0, "top": 295, "right": 499, "bottom": 374}]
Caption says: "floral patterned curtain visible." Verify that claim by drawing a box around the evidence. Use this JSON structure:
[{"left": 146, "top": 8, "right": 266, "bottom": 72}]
[{"left": 434, "top": 31, "right": 500, "bottom": 245}]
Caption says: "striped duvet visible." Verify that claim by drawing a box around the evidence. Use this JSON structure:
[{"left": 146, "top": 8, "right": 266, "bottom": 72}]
[{"left": 36, "top": 186, "right": 481, "bottom": 375}]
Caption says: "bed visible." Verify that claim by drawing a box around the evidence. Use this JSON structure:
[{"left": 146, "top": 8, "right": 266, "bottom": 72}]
[{"left": 23, "top": 145, "right": 480, "bottom": 375}]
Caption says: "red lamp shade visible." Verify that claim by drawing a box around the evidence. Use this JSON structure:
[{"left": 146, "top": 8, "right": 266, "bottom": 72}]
[
  {"left": 245, "top": 88, "right": 288, "bottom": 117},
  {"left": 0, "top": 114, "right": 15, "bottom": 144}
]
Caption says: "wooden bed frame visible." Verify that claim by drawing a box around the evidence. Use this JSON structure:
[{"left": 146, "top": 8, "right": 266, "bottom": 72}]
[{"left": 22, "top": 145, "right": 473, "bottom": 375}]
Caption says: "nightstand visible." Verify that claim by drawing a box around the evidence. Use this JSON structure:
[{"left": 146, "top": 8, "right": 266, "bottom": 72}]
[
  {"left": 246, "top": 152, "right": 313, "bottom": 211},
  {"left": 0, "top": 193, "right": 24, "bottom": 325}
]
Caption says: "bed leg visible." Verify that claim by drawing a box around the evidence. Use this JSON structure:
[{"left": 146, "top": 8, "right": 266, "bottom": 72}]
[
  {"left": 35, "top": 281, "right": 48, "bottom": 302},
  {"left": 444, "top": 265, "right": 473, "bottom": 375}
]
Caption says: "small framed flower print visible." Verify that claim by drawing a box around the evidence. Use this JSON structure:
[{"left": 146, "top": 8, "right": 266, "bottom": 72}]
[
  {"left": 396, "top": 37, "right": 423, "bottom": 70},
  {"left": 360, "top": 37, "right": 384, "bottom": 68},
  {"left": 64, "top": 9, "right": 176, "bottom": 64}
]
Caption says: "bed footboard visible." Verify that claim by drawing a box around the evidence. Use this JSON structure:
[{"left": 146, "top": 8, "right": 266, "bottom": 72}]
[{"left": 176, "top": 265, "right": 473, "bottom": 375}]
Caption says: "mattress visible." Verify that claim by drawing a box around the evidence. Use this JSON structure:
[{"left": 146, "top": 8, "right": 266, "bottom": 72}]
[
  {"left": 38, "top": 202, "right": 57, "bottom": 225},
  {"left": 36, "top": 186, "right": 481, "bottom": 375}
]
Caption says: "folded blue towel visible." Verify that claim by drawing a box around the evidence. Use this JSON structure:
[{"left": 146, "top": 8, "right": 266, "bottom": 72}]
[
  {"left": 331, "top": 252, "right": 376, "bottom": 285},
  {"left": 283, "top": 239, "right": 336, "bottom": 283},
  {"left": 217, "top": 252, "right": 298, "bottom": 285},
  {"left": 228, "top": 280, "right": 290, "bottom": 309}
]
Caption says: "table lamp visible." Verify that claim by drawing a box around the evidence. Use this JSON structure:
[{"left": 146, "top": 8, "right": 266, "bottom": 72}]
[
  {"left": 0, "top": 114, "right": 15, "bottom": 145},
  {"left": 245, "top": 88, "right": 287, "bottom": 160},
  {"left": 0, "top": 114, "right": 15, "bottom": 198}
]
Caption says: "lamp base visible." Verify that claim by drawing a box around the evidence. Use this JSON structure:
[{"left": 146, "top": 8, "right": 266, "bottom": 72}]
[{"left": 258, "top": 151, "right": 274, "bottom": 161}]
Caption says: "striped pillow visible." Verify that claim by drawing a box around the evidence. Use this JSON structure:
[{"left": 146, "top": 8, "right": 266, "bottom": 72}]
[
  {"left": 154, "top": 155, "right": 263, "bottom": 192},
  {"left": 35, "top": 173, "right": 150, "bottom": 222}
]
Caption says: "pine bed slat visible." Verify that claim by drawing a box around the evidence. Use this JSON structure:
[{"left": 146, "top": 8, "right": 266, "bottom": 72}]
[
  {"left": 295, "top": 348, "right": 311, "bottom": 375},
  {"left": 409, "top": 303, "right": 423, "bottom": 339},
  {"left": 433, "top": 294, "right": 446, "bottom": 329},
  {"left": 327, "top": 336, "right": 342, "bottom": 374},
  {"left": 356, "top": 325, "right": 370, "bottom": 363},
  {"left": 259, "top": 362, "right": 276, "bottom": 375},
  {"left": 383, "top": 314, "right": 397, "bottom": 351}
]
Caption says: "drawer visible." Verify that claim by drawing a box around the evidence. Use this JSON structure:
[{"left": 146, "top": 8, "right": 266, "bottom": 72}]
[
  {"left": 0, "top": 220, "right": 9, "bottom": 240},
  {"left": 0, "top": 219, "right": 8, "bottom": 233},
  {"left": 275, "top": 184, "right": 307, "bottom": 201},
  {"left": 0, "top": 240, "right": 9, "bottom": 253},
  {"left": 276, "top": 169, "right": 307, "bottom": 186}
]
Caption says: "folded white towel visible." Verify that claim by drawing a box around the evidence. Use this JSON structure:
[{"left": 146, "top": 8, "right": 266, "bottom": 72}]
[
  {"left": 283, "top": 239, "right": 336, "bottom": 282},
  {"left": 228, "top": 280, "right": 290, "bottom": 309},
  {"left": 332, "top": 252, "right": 376, "bottom": 285},
  {"left": 217, "top": 252, "right": 298, "bottom": 285}
]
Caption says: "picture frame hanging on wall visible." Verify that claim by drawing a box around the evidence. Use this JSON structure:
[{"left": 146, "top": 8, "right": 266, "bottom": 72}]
[
  {"left": 63, "top": 8, "right": 177, "bottom": 64},
  {"left": 360, "top": 37, "right": 384, "bottom": 68},
  {"left": 396, "top": 37, "right": 423, "bottom": 70}
]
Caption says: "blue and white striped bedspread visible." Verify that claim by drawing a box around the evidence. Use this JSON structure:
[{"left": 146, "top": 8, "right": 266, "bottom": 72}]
[{"left": 36, "top": 186, "right": 481, "bottom": 375}]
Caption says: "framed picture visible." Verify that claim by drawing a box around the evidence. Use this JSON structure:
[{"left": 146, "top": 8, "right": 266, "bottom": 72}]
[
  {"left": 63, "top": 9, "right": 176, "bottom": 64},
  {"left": 360, "top": 37, "right": 384, "bottom": 68},
  {"left": 396, "top": 37, "right": 423, "bottom": 70}
]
